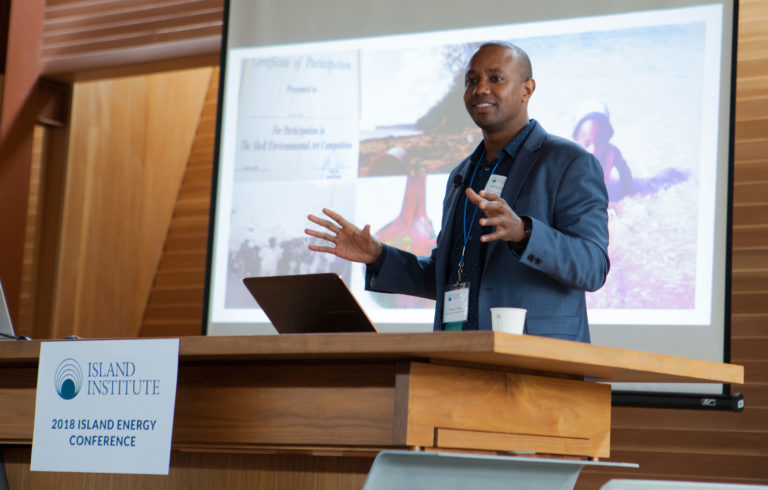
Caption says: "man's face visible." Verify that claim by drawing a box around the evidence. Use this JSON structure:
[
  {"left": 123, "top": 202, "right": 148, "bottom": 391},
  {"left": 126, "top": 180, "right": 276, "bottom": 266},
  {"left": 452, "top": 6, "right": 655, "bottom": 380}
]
[{"left": 463, "top": 45, "right": 533, "bottom": 135}]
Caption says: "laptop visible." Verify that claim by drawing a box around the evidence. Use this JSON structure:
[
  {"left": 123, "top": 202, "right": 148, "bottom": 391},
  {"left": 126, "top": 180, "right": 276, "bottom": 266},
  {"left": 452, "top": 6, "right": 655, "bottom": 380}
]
[
  {"left": 0, "top": 280, "right": 18, "bottom": 341},
  {"left": 242, "top": 273, "right": 378, "bottom": 334}
]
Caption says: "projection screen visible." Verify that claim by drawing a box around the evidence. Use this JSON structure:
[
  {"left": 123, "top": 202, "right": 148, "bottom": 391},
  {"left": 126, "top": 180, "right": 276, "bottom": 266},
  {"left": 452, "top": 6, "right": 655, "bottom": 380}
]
[{"left": 204, "top": 0, "right": 737, "bottom": 395}]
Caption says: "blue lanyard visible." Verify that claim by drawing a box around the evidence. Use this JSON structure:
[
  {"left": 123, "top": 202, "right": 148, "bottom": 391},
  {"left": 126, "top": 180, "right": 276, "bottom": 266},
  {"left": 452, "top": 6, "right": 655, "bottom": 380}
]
[{"left": 459, "top": 149, "right": 500, "bottom": 269}]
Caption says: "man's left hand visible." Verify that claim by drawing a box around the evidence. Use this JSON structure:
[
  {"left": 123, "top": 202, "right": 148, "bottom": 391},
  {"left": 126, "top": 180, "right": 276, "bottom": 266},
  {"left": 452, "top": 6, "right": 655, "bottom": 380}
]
[{"left": 466, "top": 188, "right": 526, "bottom": 243}]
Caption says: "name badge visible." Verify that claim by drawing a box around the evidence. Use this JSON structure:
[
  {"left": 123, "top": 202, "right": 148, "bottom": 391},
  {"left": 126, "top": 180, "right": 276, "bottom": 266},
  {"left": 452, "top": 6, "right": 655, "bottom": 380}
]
[
  {"left": 443, "top": 283, "right": 469, "bottom": 323},
  {"left": 484, "top": 175, "right": 507, "bottom": 196}
]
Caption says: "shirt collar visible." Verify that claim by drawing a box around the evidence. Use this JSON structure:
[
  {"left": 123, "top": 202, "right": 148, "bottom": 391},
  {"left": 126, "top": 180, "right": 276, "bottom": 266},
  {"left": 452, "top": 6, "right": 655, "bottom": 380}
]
[
  {"left": 499, "top": 118, "right": 536, "bottom": 161},
  {"left": 469, "top": 119, "right": 537, "bottom": 166}
]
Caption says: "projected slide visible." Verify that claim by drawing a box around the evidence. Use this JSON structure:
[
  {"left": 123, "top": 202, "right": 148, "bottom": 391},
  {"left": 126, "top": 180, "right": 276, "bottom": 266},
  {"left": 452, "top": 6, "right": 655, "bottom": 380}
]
[{"left": 210, "top": 4, "right": 725, "bottom": 331}]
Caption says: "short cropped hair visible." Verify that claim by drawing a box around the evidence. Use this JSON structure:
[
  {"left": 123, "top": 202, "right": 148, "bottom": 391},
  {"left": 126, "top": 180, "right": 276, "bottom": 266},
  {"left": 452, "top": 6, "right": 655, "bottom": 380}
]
[{"left": 477, "top": 41, "right": 533, "bottom": 81}]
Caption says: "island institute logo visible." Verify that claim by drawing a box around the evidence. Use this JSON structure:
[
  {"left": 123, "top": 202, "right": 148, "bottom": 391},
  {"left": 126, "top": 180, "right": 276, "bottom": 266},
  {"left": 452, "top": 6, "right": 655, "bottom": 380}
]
[{"left": 55, "top": 358, "right": 83, "bottom": 400}]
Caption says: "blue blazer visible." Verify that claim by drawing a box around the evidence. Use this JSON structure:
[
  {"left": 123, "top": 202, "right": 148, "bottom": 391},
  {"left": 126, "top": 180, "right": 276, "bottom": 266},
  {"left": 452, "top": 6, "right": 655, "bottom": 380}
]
[{"left": 366, "top": 122, "right": 609, "bottom": 342}]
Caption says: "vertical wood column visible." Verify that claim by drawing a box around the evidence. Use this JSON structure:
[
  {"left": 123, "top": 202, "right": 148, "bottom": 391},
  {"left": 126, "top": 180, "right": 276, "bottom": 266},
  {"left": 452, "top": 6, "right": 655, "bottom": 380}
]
[
  {"left": 0, "top": 0, "right": 45, "bottom": 329},
  {"left": 52, "top": 68, "right": 211, "bottom": 339}
]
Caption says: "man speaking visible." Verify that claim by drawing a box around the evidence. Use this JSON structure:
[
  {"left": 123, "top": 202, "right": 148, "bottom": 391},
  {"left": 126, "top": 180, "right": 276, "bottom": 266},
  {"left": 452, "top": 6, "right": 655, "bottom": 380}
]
[{"left": 306, "top": 42, "right": 609, "bottom": 342}]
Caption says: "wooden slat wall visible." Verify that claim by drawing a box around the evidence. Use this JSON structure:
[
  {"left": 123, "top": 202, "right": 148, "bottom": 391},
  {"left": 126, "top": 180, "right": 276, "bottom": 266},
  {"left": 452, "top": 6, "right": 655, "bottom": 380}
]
[
  {"left": 139, "top": 69, "right": 218, "bottom": 337},
  {"left": 51, "top": 67, "right": 211, "bottom": 339},
  {"left": 1, "top": 450, "right": 372, "bottom": 489},
  {"left": 134, "top": 0, "right": 768, "bottom": 486},
  {"left": 17, "top": 126, "right": 47, "bottom": 336},
  {"left": 578, "top": 0, "right": 768, "bottom": 486},
  {"left": 41, "top": 0, "right": 223, "bottom": 76}
]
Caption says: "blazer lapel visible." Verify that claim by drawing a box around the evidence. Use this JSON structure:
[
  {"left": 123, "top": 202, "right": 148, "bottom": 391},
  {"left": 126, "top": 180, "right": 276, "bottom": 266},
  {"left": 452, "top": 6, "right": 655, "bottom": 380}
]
[
  {"left": 436, "top": 158, "right": 473, "bottom": 289},
  {"left": 485, "top": 124, "right": 545, "bottom": 264},
  {"left": 441, "top": 160, "right": 473, "bottom": 231}
]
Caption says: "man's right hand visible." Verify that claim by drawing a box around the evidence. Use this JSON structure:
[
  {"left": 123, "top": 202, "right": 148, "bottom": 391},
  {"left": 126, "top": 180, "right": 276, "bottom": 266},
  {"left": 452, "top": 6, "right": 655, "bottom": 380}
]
[{"left": 305, "top": 208, "right": 383, "bottom": 265}]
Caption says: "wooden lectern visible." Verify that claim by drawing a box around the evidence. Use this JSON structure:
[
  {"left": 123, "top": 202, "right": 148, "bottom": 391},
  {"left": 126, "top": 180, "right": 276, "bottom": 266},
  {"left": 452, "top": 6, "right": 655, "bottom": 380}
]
[{"left": 0, "top": 332, "right": 743, "bottom": 489}]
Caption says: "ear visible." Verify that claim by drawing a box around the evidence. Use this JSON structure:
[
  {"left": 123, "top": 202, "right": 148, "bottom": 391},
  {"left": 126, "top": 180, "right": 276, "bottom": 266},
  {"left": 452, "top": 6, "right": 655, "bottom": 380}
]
[{"left": 522, "top": 78, "right": 536, "bottom": 102}]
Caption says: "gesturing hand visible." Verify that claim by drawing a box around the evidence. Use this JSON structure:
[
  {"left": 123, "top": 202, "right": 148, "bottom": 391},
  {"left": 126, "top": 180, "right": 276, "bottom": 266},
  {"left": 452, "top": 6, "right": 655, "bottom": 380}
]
[
  {"left": 466, "top": 189, "right": 527, "bottom": 243},
  {"left": 305, "top": 208, "right": 383, "bottom": 265}
]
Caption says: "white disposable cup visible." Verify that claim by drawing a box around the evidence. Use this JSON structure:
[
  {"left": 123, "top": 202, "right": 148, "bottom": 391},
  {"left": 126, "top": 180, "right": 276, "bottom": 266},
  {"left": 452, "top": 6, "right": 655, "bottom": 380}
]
[{"left": 490, "top": 307, "right": 526, "bottom": 335}]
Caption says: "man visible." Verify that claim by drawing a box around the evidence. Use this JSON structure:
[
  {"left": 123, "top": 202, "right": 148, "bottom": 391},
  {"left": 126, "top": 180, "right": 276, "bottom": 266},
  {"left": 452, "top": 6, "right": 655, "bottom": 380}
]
[{"left": 306, "top": 42, "right": 609, "bottom": 342}]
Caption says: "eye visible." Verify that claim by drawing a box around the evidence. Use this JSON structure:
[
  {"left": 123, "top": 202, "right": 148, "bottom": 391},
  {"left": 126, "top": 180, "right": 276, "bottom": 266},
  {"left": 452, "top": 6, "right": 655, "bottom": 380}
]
[
  {"left": 465, "top": 78, "right": 477, "bottom": 87},
  {"left": 491, "top": 75, "right": 504, "bottom": 82}
]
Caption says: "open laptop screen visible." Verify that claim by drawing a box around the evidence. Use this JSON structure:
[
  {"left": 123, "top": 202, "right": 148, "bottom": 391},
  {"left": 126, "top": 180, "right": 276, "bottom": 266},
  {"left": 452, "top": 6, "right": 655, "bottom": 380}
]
[{"left": 243, "top": 274, "right": 378, "bottom": 334}]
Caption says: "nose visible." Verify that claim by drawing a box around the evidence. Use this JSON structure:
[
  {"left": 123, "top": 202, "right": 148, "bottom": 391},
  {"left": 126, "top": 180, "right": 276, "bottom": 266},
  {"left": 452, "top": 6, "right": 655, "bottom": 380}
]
[{"left": 473, "top": 78, "right": 490, "bottom": 96}]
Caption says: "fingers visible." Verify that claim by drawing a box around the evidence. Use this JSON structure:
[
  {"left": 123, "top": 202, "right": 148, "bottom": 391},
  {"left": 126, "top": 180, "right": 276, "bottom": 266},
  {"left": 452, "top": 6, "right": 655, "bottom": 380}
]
[
  {"left": 478, "top": 216, "right": 506, "bottom": 228},
  {"left": 479, "top": 222, "right": 516, "bottom": 242},
  {"left": 304, "top": 227, "right": 336, "bottom": 243},
  {"left": 307, "top": 214, "right": 340, "bottom": 234},
  {"left": 322, "top": 208, "right": 353, "bottom": 228},
  {"left": 478, "top": 189, "right": 502, "bottom": 201},
  {"left": 307, "top": 244, "right": 339, "bottom": 256},
  {"left": 465, "top": 188, "right": 484, "bottom": 207},
  {"left": 307, "top": 208, "right": 374, "bottom": 262},
  {"left": 467, "top": 190, "right": 510, "bottom": 222},
  {"left": 477, "top": 213, "right": 512, "bottom": 241},
  {"left": 467, "top": 188, "right": 501, "bottom": 201},
  {"left": 479, "top": 230, "right": 504, "bottom": 243},
  {"left": 306, "top": 211, "right": 344, "bottom": 253},
  {"left": 466, "top": 189, "right": 506, "bottom": 211},
  {"left": 465, "top": 190, "right": 525, "bottom": 242},
  {"left": 306, "top": 221, "right": 342, "bottom": 257},
  {"left": 307, "top": 208, "right": 354, "bottom": 232}
]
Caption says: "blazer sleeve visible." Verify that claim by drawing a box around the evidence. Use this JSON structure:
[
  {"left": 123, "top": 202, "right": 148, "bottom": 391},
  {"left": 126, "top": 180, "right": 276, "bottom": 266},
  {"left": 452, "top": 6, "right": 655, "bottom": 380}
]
[
  {"left": 364, "top": 244, "right": 438, "bottom": 300},
  {"left": 518, "top": 151, "right": 610, "bottom": 292},
  {"left": 363, "top": 161, "right": 468, "bottom": 301}
]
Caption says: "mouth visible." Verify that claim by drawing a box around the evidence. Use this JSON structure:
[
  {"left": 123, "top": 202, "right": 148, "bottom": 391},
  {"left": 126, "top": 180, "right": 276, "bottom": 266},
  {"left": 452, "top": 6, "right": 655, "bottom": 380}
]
[{"left": 471, "top": 100, "right": 496, "bottom": 113}]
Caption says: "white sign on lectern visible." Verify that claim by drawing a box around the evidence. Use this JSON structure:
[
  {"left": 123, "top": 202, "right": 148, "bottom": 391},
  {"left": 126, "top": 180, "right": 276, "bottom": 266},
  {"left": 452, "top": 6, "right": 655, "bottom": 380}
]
[{"left": 31, "top": 339, "right": 179, "bottom": 474}]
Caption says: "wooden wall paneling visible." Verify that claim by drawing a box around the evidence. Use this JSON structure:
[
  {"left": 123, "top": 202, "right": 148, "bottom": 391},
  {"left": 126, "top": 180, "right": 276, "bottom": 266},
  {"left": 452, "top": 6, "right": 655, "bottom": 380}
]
[
  {"left": 44, "top": 10, "right": 220, "bottom": 45},
  {"left": 610, "top": 407, "right": 768, "bottom": 433},
  {"left": 29, "top": 123, "right": 69, "bottom": 340},
  {"left": 732, "top": 313, "right": 768, "bottom": 336},
  {"left": 604, "top": 427, "right": 766, "bottom": 457},
  {"left": 107, "top": 0, "right": 768, "bottom": 486},
  {"left": 733, "top": 249, "right": 768, "bottom": 269},
  {"left": 17, "top": 126, "right": 46, "bottom": 335},
  {"left": 732, "top": 0, "right": 768, "bottom": 429},
  {"left": 15, "top": 80, "right": 70, "bottom": 338},
  {"left": 578, "top": 406, "right": 768, "bottom": 487},
  {"left": 732, "top": 204, "right": 768, "bottom": 228},
  {"left": 140, "top": 68, "right": 218, "bottom": 337},
  {"left": 731, "top": 271, "right": 768, "bottom": 293},
  {"left": 51, "top": 67, "right": 212, "bottom": 339},
  {"left": 578, "top": 454, "right": 768, "bottom": 489},
  {"left": 603, "top": 451, "right": 766, "bottom": 483},
  {"left": 0, "top": 1, "right": 9, "bottom": 73},
  {"left": 734, "top": 99, "right": 768, "bottom": 121},
  {"left": 52, "top": 75, "right": 145, "bottom": 339},
  {"left": 1, "top": 448, "right": 372, "bottom": 490},
  {"left": 578, "top": 0, "right": 768, "bottom": 487},
  {"left": 45, "top": 25, "right": 222, "bottom": 60},
  {"left": 41, "top": 0, "right": 224, "bottom": 76},
  {"left": 738, "top": 385, "right": 768, "bottom": 407},
  {"left": 136, "top": 69, "right": 212, "bottom": 325},
  {"left": 0, "top": 0, "right": 45, "bottom": 331}
]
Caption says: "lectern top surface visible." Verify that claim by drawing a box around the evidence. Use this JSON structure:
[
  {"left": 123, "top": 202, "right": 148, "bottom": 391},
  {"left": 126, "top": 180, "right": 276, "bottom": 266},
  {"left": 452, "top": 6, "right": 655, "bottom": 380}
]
[
  {"left": 180, "top": 332, "right": 742, "bottom": 385},
  {"left": 0, "top": 332, "right": 743, "bottom": 385}
]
